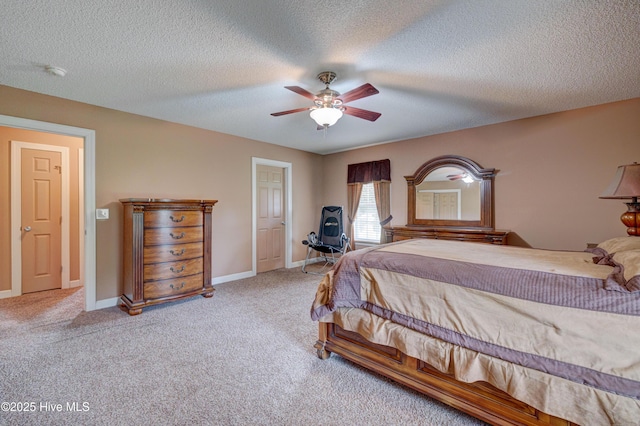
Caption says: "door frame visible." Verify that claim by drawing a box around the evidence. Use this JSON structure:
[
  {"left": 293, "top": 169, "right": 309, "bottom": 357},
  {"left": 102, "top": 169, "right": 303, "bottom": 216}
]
[
  {"left": 251, "top": 157, "right": 292, "bottom": 274},
  {"left": 1, "top": 114, "right": 97, "bottom": 311},
  {"left": 11, "top": 141, "right": 70, "bottom": 294}
]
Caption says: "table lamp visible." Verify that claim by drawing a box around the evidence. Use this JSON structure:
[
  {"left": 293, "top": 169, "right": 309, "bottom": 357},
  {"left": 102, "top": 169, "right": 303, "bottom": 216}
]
[{"left": 600, "top": 162, "right": 640, "bottom": 236}]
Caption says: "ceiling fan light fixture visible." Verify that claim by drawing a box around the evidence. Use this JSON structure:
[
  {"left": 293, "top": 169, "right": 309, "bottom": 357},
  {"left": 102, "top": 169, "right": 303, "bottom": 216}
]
[
  {"left": 272, "top": 71, "right": 380, "bottom": 127},
  {"left": 310, "top": 107, "right": 343, "bottom": 127}
]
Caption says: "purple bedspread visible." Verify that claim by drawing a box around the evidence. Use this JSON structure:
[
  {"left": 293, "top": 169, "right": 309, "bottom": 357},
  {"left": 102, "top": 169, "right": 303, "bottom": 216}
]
[{"left": 310, "top": 241, "right": 640, "bottom": 400}]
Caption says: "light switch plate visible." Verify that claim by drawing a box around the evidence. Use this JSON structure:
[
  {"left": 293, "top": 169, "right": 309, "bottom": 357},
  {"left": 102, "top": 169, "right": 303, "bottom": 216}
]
[{"left": 96, "top": 208, "right": 109, "bottom": 220}]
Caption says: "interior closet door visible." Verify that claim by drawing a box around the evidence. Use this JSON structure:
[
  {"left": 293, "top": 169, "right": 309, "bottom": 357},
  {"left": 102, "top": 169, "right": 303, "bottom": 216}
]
[{"left": 256, "top": 165, "right": 285, "bottom": 272}]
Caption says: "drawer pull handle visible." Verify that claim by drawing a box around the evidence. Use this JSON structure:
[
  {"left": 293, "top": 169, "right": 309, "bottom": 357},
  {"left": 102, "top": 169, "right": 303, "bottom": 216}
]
[
  {"left": 170, "top": 265, "right": 185, "bottom": 273},
  {"left": 170, "top": 248, "right": 185, "bottom": 256},
  {"left": 170, "top": 215, "right": 185, "bottom": 223},
  {"left": 170, "top": 232, "right": 185, "bottom": 239},
  {"left": 170, "top": 282, "right": 185, "bottom": 290}
]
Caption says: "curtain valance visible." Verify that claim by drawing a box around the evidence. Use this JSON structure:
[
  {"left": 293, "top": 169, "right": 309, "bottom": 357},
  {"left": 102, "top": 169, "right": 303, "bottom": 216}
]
[{"left": 347, "top": 159, "right": 391, "bottom": 184}]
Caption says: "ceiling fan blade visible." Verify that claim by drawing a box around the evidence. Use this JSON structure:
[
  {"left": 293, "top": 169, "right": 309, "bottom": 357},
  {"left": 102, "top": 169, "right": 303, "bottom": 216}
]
[
  {"left": 284, "top": 86, "right": 317, "bottom": 100},
  {"left": 338, "top": 83, "right": 379, "bottom": 104},
  {"left": 270, "top": 107, "right": 310, "bottom": 117},
  {"left": 342, "top": 106, "right": 381, "bottom": 122}
]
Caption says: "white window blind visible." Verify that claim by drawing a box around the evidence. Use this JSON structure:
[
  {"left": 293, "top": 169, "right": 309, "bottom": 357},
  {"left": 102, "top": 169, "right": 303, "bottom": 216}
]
[{"left": 354, "top": 183, "right": 381, "bottom": 242}]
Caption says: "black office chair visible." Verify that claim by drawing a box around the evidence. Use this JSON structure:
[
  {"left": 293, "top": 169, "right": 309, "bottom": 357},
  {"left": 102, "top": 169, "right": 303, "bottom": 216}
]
[{"left": 302, "top": 206, "right": 350, "bottom": 274}]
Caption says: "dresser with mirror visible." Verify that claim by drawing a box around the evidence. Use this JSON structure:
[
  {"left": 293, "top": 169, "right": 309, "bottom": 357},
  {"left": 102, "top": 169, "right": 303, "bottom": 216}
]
[{"left": 385, "top": 155, "right": 509, "bottom": 244}]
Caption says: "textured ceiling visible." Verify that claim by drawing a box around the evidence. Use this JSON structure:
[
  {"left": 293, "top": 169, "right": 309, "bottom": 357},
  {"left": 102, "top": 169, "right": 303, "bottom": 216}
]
[{"left": 1, "top": 0, "right": 639, "bottom": 154}]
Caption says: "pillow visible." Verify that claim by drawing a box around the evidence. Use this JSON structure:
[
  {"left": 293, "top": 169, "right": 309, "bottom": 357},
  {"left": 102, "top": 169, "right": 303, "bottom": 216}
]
[
  {"left": 603, "top": 249, "right": 640, "bottom": 292},
  {"left": 596, "top": 236, "right": 640, "bottom": 254},
  {"left": 586, "top": 236, "right": 640, "bottom": 264}
]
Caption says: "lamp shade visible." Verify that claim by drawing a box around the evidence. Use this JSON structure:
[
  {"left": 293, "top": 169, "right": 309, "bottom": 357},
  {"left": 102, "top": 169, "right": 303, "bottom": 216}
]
[
  {"left": 310, "top": 107, "right": 343, "bottom": 127},
  {"left": 600, "top": 162, "right": 640, "bottom": 199}
]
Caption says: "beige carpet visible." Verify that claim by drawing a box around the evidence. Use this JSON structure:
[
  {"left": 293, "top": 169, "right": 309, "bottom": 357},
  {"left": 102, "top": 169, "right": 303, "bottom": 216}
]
[{"left": 0, "top": 267, "right": 485, "bottom": 426}]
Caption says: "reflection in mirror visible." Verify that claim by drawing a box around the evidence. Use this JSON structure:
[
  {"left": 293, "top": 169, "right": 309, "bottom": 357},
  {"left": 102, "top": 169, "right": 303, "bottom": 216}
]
[
  {"left": 415, "top": 166, "right": 481, "bottom": 220},
  {"left": 405, "top": 155, "right": 495, "bottom": 229}
]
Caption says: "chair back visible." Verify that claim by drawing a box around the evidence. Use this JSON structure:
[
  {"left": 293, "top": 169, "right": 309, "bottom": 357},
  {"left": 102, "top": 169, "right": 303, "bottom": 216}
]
[{"left": 317, "top": 206, "right": 345, "bottom": 248}]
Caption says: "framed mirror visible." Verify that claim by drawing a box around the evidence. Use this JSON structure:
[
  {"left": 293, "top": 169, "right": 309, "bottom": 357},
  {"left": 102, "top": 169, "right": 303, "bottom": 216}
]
[{"left": 406, "top": 155, "right": 496, "bottom": 229}]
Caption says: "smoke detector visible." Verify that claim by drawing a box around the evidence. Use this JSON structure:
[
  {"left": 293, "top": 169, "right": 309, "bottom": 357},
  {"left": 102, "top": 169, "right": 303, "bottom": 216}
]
[{"left": 45, "top": 65, "right": 67, "bottom": 77}]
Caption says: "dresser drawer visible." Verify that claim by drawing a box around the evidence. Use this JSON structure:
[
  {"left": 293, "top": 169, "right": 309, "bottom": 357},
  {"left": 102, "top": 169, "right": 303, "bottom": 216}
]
[
  {"left": 144, "top": 226, "right": 203, "bottom": 246},
  {"left": 143, "top": 274, "right": 204, "bottom": 300},
  {"left": 144, "top": 257, "right": 203, "bottom": 282},
  {"left": 144, "top": 210, "right": 203, "bottom": 228},
  {"left": 143, "top": 242, "right": 203, "bottom": 264}
]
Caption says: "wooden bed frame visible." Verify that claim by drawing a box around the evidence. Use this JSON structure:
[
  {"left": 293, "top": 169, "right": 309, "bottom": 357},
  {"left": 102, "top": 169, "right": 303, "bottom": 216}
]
[
  {"left": 315, "top": 322, "right": 577, "bottom": 426},
  {"left": 313, "top": 156, "right": 582, "bottom": 424}
]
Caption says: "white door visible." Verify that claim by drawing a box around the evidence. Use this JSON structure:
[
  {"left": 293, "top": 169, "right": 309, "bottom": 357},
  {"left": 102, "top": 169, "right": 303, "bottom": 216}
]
[
  {"left": 21, "top": 148, "right": 62, "bottom": 293},
  {"left": 437, "top": 192, "right": 459, "bottom": 220},
  {"left": 417, "top": 191, "right": 434, "bottom": 219},
  {"left": 256, "top": 165, "right": 285, "bottom": 272}
]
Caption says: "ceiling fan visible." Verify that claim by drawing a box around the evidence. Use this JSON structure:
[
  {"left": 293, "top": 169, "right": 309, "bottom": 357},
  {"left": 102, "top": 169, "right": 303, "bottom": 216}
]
[
  {"left": 271, "top": 71, "right": 381, "bottom": 129},
  {"left": 447, "top": 173, "right": 474, "bottom": 183}
]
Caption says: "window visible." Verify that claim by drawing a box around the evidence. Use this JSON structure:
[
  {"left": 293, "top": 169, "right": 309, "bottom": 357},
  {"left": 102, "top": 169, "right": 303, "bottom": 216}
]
[{"left": 354, "top": 182, "right": 381, "bottom": 242}]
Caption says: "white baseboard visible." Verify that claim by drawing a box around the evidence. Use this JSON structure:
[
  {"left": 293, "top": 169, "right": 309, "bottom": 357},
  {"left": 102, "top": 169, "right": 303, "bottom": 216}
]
[
  {"left": 4, "top": 267, "right": 314, "bottom": 309},
  {"left": 212, "top": 270, "right": 254, "bottom": 285},
  {"left": 94, "top": 296, "right": 120, "bottom": 310},
  {"left": 89, "top": 271, "right": 256, "bottom": 311},
  {"left": 3, "top": 266, "right": 313, "bottom": 308},
  {"left": 290, "top": 259, "right": 306, "bottom": 268},
  {"left": 69, "top": 279, "right": 83, "bottom": 288}
]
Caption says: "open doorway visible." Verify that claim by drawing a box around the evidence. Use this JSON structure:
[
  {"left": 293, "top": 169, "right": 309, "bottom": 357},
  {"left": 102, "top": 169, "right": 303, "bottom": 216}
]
[
  {"left": 11, "top": 140, "right": 71, "bottom": 294},
  {"left": 1, "top": 115, "right": 97, "bottom": 311}
]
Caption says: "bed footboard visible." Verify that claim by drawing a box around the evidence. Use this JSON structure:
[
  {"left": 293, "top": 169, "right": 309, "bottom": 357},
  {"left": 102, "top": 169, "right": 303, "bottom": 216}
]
[{"left": 315, "top": 322, "right": 576, "bottom": 426}]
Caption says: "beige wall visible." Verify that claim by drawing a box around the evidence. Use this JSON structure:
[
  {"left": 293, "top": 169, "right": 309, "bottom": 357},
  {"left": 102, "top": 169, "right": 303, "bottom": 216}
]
[
  {"left": 322, "top": 98, "right": 640, "bottom": 251},
  {"left": 0, "top": 127, "right": 83, "bottom": 291},
  {"left": 0, "top": 85, "right": 323, "bottom": 300},
  {"left": 2, "top": 83, "right": 638, "bottom": 302}
]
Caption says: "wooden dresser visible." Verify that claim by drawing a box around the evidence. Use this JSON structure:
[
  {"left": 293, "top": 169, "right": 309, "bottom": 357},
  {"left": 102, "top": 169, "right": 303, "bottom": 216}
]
[
  {"left": 120, "top": 198, "right": 218, "bottom": 315},
  {"left": 389, "top": 155, "right": 509, "bottom": 246},
  {"left": 385, "top": 226, "right": 509, "bottom": 245}
]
